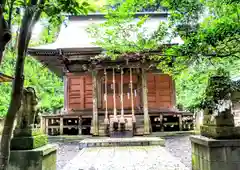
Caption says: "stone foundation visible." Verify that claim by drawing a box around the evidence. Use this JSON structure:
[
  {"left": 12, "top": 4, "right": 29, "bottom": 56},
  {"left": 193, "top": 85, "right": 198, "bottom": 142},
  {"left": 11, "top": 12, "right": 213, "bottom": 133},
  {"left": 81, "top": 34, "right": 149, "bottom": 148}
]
[
  {"left": 191, "top": 135, "right": 240, "bottom": 170},
  {"left": 8, "top": 144, "right": 57, "bottom": 170}
]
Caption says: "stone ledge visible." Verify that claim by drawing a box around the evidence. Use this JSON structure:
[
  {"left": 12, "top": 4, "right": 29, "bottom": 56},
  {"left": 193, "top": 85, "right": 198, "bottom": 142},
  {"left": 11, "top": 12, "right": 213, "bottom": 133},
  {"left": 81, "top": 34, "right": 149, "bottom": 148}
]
[
  {"left": 9, "top": 144, "right": 57, "bottom": 170},
  {"left": 190, "top": 135, "right": 240, "bottom": 147},
  {"left": 10, "top": 144, "right": 57, "bottom": 156},
  {"left": 79, "top": 137, "right": 165, "bottom": 149}
]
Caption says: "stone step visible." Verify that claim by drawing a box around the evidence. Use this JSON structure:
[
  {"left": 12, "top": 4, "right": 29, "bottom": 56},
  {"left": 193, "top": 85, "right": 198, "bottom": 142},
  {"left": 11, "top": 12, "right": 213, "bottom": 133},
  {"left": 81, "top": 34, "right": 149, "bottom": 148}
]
[{"left": 79, "top": 137, "right": 165, "bottom": 149}]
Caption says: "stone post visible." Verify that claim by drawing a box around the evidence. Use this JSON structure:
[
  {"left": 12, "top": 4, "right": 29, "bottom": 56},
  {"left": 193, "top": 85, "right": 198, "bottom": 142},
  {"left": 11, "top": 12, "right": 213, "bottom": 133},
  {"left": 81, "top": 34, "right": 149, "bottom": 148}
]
[{"left": 142, "top": 68, "right": 150, "bottom": 135}]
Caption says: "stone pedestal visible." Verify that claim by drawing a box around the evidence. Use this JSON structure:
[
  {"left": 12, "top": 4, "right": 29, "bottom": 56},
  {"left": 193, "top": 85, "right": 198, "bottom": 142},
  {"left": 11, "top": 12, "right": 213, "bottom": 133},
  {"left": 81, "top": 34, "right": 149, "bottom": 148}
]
[
  {"left": 11, "top": 128, "right": 48, "bottom": 150},
  {"left": 191, "top": 135, "right": 240, "bottom": 170},
  {"left": 8, "top": 144, "right": 57, "bottom": 170},
  {"left": 200, "top": 114, "right": 240, "bottom": 139}
]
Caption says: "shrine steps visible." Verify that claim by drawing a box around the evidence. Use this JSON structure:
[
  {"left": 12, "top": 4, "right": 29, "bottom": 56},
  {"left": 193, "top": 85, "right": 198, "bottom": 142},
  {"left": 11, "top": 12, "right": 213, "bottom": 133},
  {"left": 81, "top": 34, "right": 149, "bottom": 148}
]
[{"left": 79, "top": 137, "right": 165, "bottom": 149}]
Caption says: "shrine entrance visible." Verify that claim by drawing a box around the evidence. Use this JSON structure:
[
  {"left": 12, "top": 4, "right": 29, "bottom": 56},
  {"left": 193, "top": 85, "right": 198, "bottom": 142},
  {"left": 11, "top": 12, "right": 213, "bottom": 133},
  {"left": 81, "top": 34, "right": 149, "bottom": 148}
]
[{"left": 99, "top": 68, "right": 142, "bottom": 137}]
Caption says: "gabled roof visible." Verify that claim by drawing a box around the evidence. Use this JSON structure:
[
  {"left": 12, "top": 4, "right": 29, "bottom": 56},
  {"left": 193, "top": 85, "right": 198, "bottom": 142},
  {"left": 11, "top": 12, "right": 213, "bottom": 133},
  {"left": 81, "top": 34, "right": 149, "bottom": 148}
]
[
  {"left": 28, "top": 12, "right": 183, "bottom": 56},
  {"left": 27, "top": 12, "right": 184, "bottom": 76},
  {"left": 0, "top": 73, "right": 13, "bottom": 82}
]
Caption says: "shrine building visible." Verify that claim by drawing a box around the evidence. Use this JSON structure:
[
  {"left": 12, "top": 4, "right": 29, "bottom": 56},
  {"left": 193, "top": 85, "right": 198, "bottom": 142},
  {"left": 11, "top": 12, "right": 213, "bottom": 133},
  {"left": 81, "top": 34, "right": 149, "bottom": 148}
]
[{"left": 28, "top": 12, "right": 194, "bottom": 136}]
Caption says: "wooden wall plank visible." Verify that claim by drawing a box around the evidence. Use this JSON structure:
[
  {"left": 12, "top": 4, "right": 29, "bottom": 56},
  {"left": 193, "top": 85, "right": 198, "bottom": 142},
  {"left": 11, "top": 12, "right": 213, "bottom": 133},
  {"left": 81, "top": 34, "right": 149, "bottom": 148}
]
[{"left": 147, "top": 73, "right": 175, "bottom": 109}]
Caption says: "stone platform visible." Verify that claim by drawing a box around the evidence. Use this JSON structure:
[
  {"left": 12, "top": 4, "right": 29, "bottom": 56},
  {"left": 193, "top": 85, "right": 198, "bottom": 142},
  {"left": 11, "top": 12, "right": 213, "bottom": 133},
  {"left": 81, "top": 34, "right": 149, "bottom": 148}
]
[
  {"left": 63, "top": 146, "right": 188, "bottom": 170},
  {"left": 191, "top": 135, "right": 240, "bottom": 170},
  {"left": 8, "top": 144, "right": 57, "bottom": 170},
  {"left": 79, "top": 137, "right": 165, "bottom": 149}
]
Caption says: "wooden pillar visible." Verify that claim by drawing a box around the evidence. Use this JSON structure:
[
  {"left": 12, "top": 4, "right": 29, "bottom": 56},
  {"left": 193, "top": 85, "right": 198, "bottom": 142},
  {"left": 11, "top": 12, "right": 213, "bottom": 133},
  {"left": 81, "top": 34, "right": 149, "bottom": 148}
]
[
  {"left": 179, "top": 114, "right": 183, "bottom": 131},
  {"left": 113, "top": 68, "right": 118, "bottom": 122},
  {"left": 92, "top": 70, "right": 99, "bottom": 136},
  {"left": 60, "top": 117, "right": 63, "bottom": 135},
  {"left": 78, "top": 116, "right": 82, "bottom": 135},
  {"left": 46, "top": 118, "right": 49, "bottom": 135},
  {"left": 40, "top": 116, "right": 46, "bottom": 134},
  {"left": 63, "top": 75, "right": 68, "bottom": 112},
  {"left": 171, "top": 78, "right": 177, "bottom": 109},
  {"left": 130, "top": 68, "right": 136, "bottom": 123},
  {"left": 120, "top": 68, "right": 125, "bottom": 123},
  {"left": 104, "top": 69, "right": 109, "bottom": 124},
  {"left": 142, "top": 68, "right": 150, "bottom": 134},
  {"left": 160, "top": 114, "right": 164, "bottom": 132}
]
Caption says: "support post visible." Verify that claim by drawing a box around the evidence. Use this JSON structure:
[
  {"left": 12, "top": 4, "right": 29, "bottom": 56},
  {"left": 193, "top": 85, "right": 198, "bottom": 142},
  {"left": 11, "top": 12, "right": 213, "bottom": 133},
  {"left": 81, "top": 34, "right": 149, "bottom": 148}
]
[
  {"left": 104, "top": 69, "right": 109, "bottom": 125},
  {"left": 120, "top": 68, "right": 125, "bottom": 123},
  {"left": 46, "top": 118, "right": 49, "bottom": 135},
  {"left": 78, "top": 116, "right": 82, "bottom": 135},
  {"left": 63, "top": 75, "right": 68, "bottom": 112},
  {"left": 40, "top": 116, "right": 46, "bottom": 134},
  {"left": 160, "top": 114, "right": 164, "bottom": 132},
  {"left": 142, "top": 68, "right": 150, "bottom": 134},
  {"left": 179, "top": 114, "right": 183, "bottom": 131},
  {"left": 92, "top": 70, "right": 99, "bottom": 136},
  {"left": 130, "top": 68, "right": 136, "bottom": 123},
  {"left": 60, "top": 117, "right": 63, "bottom": 135},
  {"left": 113, "top": 68, "right": 118, "bottom": 122}
]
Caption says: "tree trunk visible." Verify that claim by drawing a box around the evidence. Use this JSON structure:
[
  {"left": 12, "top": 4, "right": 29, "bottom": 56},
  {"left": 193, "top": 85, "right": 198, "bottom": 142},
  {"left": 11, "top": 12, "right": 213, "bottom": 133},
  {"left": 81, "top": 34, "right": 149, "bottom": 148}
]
[
  {"left": 0, "top": 6, "right": 11, "bottom": 65},
  {"left": 0, "top": 5, "right": 38, "bottom": 169}
]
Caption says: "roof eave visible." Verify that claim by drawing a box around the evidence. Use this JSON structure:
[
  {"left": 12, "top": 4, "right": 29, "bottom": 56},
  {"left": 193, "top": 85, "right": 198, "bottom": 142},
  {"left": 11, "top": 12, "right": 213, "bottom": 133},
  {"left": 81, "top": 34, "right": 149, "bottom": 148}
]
[{"left": 27, "top": 46, "right": 103, "bottom": 56}]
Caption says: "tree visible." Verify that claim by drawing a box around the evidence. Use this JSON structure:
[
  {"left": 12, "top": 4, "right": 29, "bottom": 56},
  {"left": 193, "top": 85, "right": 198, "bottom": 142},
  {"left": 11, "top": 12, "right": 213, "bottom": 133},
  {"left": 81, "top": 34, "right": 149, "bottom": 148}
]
[
  {"left": 87, "top": 0, "right": 239, "bottom": 111},
  {"left": 88, "top": 0, "right": 239, "bottom": 69},
  {"left": 0, "top": 0, "right": 94, "bottom": 169}
]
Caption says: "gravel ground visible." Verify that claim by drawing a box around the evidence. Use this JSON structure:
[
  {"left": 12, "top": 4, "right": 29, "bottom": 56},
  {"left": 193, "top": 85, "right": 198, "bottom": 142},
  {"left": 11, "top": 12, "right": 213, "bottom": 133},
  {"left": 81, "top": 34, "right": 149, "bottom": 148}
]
[
  {"left": 165, "top": 136, "right": 192, "bottom": 168},
  {"left": 55, "top": 142, "right": 80, "bottom": 170},
  {"left": 56, "top": 136, "right": 192, "bottom": 170}
]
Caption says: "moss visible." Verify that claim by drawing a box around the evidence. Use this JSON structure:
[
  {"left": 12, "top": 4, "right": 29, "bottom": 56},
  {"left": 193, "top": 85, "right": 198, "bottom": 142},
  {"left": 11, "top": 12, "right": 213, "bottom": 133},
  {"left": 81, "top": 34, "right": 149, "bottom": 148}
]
[
  {"left": 203, "top": 114, "right": 234, "bottom": 127},
  {"left": 200, "top": 125, "right": 240, "bottom": 139},
  {"left": 192, "top": 154, "right": 196, "bottom": 167},
  {"left": 13, "top": 128, "right": 43, "bottom": 137},
  {"left": 11, "top": 134, "right": 48, "bottom": 150},
  {"left": 33, "top": 134, "right": 48, "bottom": 148},
  {"left": 42, "top": 148, "right": 57, "bottom": 170}
]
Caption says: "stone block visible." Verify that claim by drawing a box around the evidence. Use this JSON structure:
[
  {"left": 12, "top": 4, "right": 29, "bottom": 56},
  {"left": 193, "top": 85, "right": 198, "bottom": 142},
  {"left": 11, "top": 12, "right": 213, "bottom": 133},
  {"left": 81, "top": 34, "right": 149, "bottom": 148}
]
[
  {"left": 13, "top": 128, "right": 43, "bottom": 137},
  {"left": 209, "top": 147, "right": 227, "bottom": 161},
  {"left": 209, "top": 161, "right": 229, "bottom": 170},
  {"left": 190, "top": 135, "right": 240, "bottom": 170},
  {"left": 11, "top": 134, "right": 48, "bottom": 150},
  {"left": 200, "top": 125, "right": 240, "bottom": 139},
  {"left": 203, "top": 114, "right": 234, "bottom": 127},
  {"left": 8, "top": 144, "right": 57, "bottom": 170},
  {"left": 225, "top": 146, "right": 240, "bottom": 162}
]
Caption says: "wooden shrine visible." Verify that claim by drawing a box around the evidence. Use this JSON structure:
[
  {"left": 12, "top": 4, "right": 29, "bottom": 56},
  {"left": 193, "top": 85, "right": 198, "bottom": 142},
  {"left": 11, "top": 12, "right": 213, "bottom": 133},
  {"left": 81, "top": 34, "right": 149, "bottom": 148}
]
[{"left": 28, "top": 12, "right": 194, "bottom": 136}]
